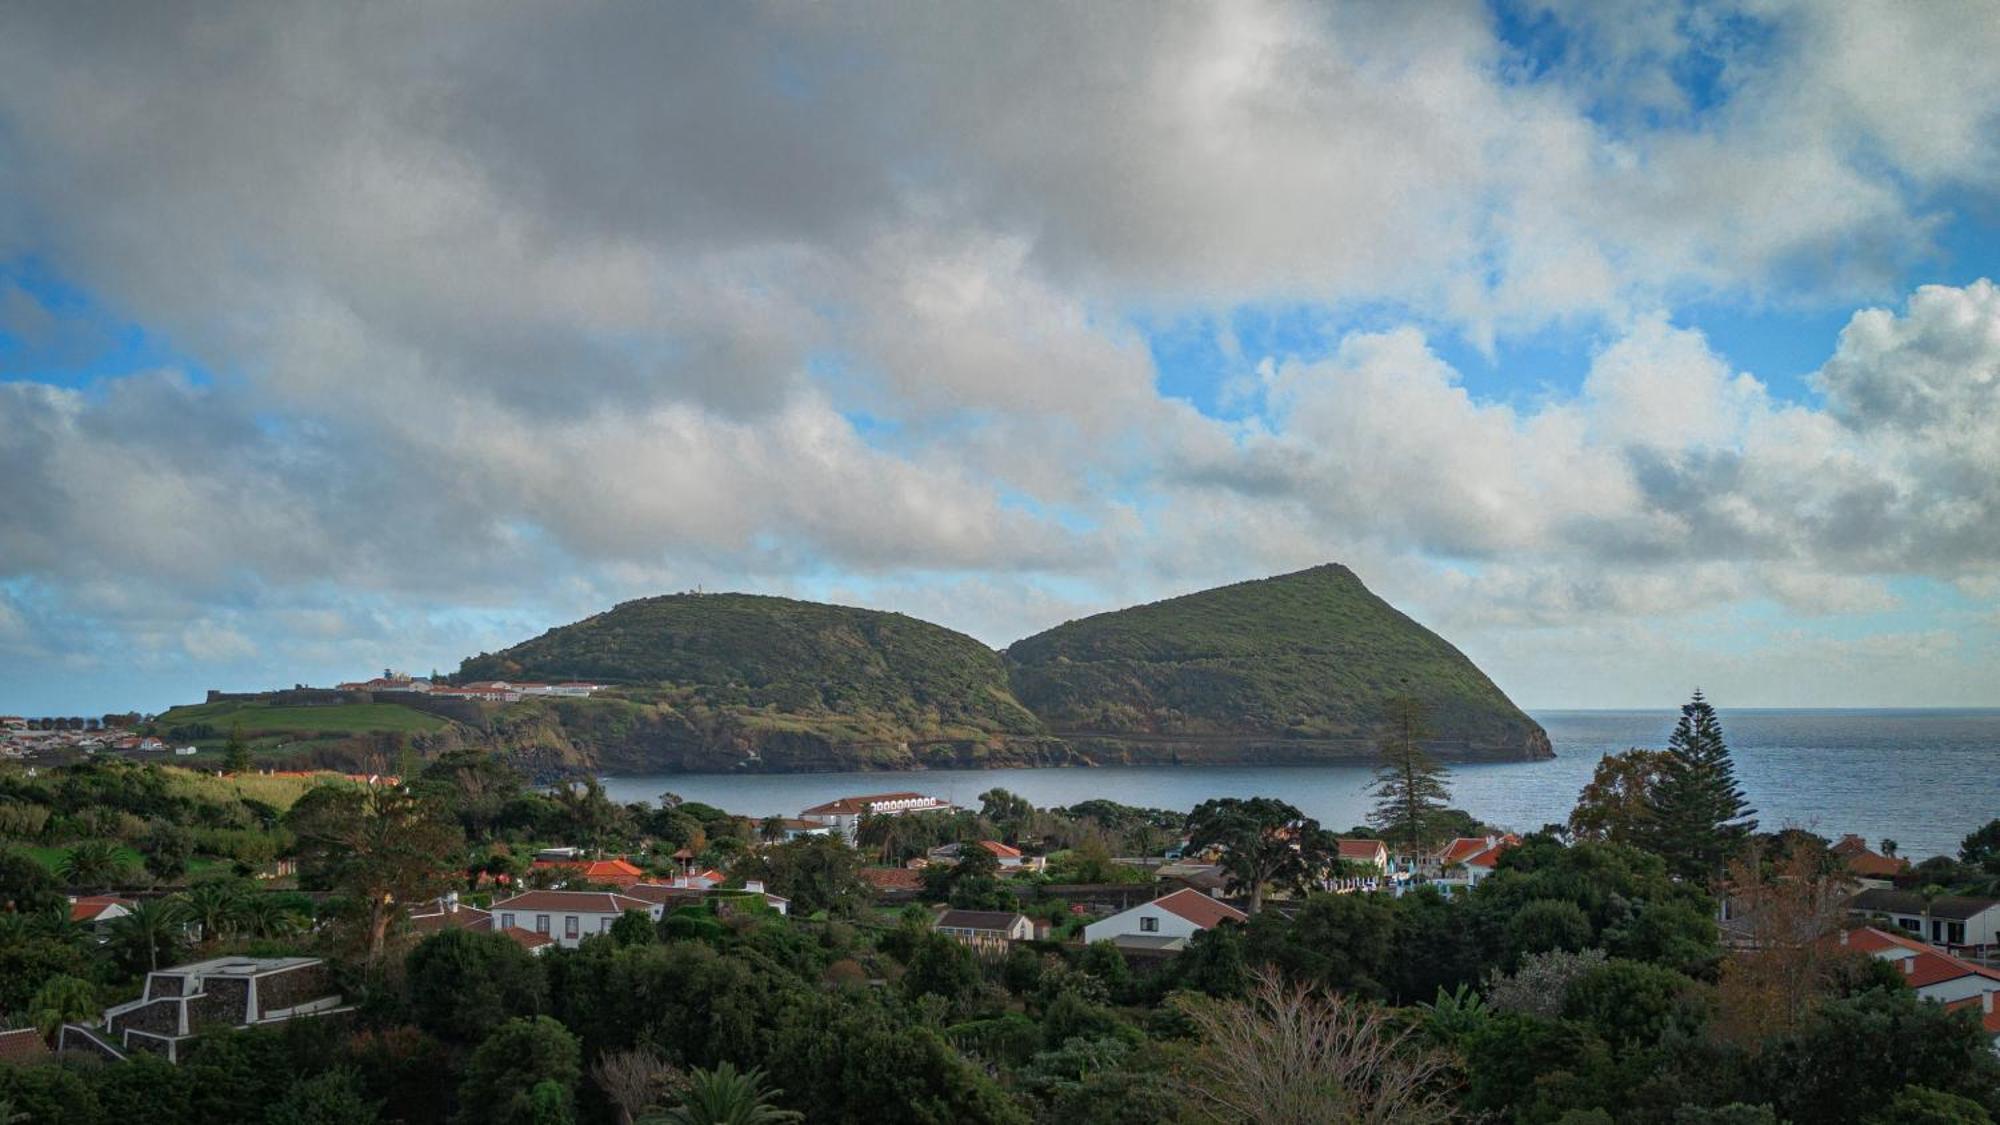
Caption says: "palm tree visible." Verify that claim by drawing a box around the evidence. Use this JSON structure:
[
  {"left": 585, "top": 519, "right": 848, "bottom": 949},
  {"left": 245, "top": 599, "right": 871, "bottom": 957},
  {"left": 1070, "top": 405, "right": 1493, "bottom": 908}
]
[
  {"left": 640, "top": 1063, "right": 801, "bottom": 1125},
  {"left": 59, "top": 840, "right": 130, "bottom": 890},
  {"left": 854, "top": 813, "right": 905, "bottom": 865},
  {"left": 109, "top": 898, "right": 190, "bottom": 974},
  {"left": 0, "top": 1095, "right": 27, "bottom": 1125},
  {"left": 239, "top": 894, "right": 306, "bottom": 938},
  {"left": 758, "top": 816, "right": 787, "bottom": 846},
  {"left": 28, "top": 974, "right": 98, "bottom": 1037},
  {"left": 177, "top": 881, "right": 249, "bottom": 945}
]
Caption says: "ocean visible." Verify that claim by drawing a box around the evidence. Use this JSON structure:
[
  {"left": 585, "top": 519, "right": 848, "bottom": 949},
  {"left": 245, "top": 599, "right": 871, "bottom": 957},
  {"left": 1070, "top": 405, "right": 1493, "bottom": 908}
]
[{"left": 596, "top": 709, "right": 2000, "bottom": 862}]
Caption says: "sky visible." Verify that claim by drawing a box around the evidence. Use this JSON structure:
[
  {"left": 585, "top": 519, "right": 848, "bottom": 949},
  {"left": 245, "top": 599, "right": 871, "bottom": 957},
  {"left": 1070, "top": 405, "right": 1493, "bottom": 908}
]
[{"left": 2, "top": 1, "right": 1999, "bottom": 716}]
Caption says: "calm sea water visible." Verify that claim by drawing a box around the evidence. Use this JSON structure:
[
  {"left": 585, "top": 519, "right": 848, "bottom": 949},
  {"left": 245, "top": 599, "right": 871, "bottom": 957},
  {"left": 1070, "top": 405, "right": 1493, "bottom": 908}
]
[{"left": 598, "top": 710, "right": 2000, "bottom": 862}]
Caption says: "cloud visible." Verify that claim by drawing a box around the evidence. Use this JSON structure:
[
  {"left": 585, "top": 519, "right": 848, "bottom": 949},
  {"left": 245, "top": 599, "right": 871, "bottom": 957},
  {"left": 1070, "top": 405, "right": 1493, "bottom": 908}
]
[{"left": 2, "top": 1, "right": 2000, "bottom": 711}]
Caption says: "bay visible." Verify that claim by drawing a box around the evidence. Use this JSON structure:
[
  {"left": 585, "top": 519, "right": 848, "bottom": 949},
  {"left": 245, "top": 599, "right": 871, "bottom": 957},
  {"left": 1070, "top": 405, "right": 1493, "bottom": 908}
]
[{"left": 598, "top": 709, "right": 2000, "bottom": 862}]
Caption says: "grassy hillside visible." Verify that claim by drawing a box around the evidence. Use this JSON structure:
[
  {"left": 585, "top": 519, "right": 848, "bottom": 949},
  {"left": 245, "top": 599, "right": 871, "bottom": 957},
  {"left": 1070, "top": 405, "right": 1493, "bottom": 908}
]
[
  {"left": 458, "top": 592, "right": 1046, "bottom": 743},
  {"left": 155, "top": 699, "right": 449, "bottom": 737},
  {"left": 1005, "top": 564, "right": 1549, "bottom": 758}
]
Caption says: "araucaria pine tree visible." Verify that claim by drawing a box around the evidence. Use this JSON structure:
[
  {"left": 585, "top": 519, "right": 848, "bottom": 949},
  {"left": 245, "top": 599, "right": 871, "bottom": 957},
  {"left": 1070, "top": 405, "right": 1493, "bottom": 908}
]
[
  {"left": 1646, "top": 690, "right": 1757, "bottom": 881},
  {"left": 1367, "top": 696, "right": 1452, "bottom": 858}
]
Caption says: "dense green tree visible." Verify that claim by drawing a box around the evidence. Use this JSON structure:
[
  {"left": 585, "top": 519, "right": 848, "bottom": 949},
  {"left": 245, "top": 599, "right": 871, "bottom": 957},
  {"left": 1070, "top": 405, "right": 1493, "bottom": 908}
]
[
  {"left": 1561, "top": 959, "right": 1707, "bottom": 1052},
  {"left": 1759, "top": 987, "right": 2000, "bottom": 1125},
  {"left": 28, "top": 973, "right": 97, "bottom": 1036},
  {"left": 1185, "top": 796, "right": 1335, "bottom": 913},
  {"left": 764, "top": 989, "right": 1028, "bottom": 1125},
  {"left": 977, "top": 788, "right": 1034, "bottom": 844},
  {"left": 456, "top": 1017, "right": 582, "bottom": 1125},
  {"left": 1866, "top": 1087, "right": 1996, "bottom": 1125},
  {"left": 1960, "top": 820, "right": 2000, "bottom": 876},
  {"left": 0, "top": 846, "right": 63, "bottom": 914},
  {"left": 1384, "top": 887, "right": 1483, "bottom": 1004},
  {"left": 266, "top": 1069, "right": 382, "bottom": 1125},
  {"left": 178, "top": 879, "right": 250, "bottom": 944},
  {"left": 224, "top": 721, "right": 251, "bottom": 774},
  {"left": 902, "top": 931, "right": 980, "bottom": 1006},
  {"left": 731, "top": 834, "right": 868, "bottom": 916},
  {"left": 1169, "top": 922, "right": 1250, "bottom": 998},
  {"left": 288, "top": 785, "right": 464, "bottom": 958},
  {"left": 610, "top": 908, "right": 658, "bottom": 947},
  {"left": 1567, "top": 749, "right": 1672, "bottom": 847},
  {"left": 1366, "top": 695, "right": 1454, "bottom": 855},
  {"left": 407, "top": 929, "right": 548, "bottom": 1043},
  {"left": 1243, "top": 892, "right": 1396, "bottom": 999},
  {"left": 1506, "top": 899, "right": 1594, "bottom": 962},
  {"left": 140, "top": 819, "right": 196, "bottom": 881},
  {"left": 1646, "top": 691, "right": 1757, "bottom": 881}
]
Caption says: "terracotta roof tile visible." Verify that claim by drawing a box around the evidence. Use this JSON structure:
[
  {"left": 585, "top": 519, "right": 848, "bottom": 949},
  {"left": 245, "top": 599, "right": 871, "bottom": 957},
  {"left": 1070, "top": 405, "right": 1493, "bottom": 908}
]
[
  {"left": 1152, "top": 887, "right": 1248, "bottom": 928},
  {"left": 0, "top": 1028, "right": 50, "bottom": 1065}
]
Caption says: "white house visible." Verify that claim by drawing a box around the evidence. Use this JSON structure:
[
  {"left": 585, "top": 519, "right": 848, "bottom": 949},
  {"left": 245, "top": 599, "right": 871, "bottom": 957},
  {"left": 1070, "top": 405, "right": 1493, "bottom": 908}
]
[
  {"left": 1844, "top": 926, "right": 2000, "bottom": 1004},
  {"left": 1849, "top": 889, "right": 2000, "bottom": 955},
  {"left": 1082, "top": 887, "right": 1248, "bottom": 945},
  {"left": 489, "top": 890, "right": 662, "bottom": 948},
  {"left": 799, "top": 791, "right": 956, "bottom": 841}
]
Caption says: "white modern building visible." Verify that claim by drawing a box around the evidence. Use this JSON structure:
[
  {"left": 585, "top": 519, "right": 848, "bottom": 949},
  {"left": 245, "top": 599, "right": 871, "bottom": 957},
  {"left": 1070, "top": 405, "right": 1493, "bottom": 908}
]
[
  {"left": 1082, "top": 887, "right": 1248, "bottom": 945},
  {"left": 799, "top": 791, "right": 955, "bottom": 841}
]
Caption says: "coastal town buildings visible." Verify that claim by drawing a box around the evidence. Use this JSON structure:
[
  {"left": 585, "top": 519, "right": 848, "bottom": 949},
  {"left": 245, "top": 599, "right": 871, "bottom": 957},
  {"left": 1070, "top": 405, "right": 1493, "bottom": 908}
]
[
  {"left": 489, "top": 890, "right": 664, "bottom": 948},
  {"left": 798, "top": 791, "right": 956, "bottom": 841},
  {"left": 1849, "top": 889, "right": 2000, "bottom": 955}
]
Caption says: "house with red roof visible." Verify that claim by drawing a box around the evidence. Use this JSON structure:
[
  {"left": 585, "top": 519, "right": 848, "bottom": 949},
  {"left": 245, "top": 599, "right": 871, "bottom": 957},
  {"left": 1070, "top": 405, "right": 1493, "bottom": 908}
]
[
  {"left": 70, "top": 894, "right": 136, "bottom": 926},
  {"left": 1831, "top": 835, "right": 1910, "bottom": 887},
  {"left": 1081, "top": 887, "right": 1248, "bottom": 949},
  {"left": 489, "top": 889, "right": 662, "bottom": 948},
  {"left": 1429, "top": 834, "right": 1521, "bottom": 891},
  {"left": 0, "top": 1027, "right": 51, "bottom": 1066},
  {"left": 1840, "top": 926, "right": 2000, "bottom": 1006},
  {"left": 1849, "top": 889, "right": 2000, "bottom": 955}
]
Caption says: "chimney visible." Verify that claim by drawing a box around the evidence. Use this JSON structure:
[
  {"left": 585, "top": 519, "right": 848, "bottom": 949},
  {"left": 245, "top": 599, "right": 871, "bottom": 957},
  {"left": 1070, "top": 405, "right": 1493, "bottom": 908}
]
[
  {"left": 1838, "top": 929, "right": 1848, "bottom": 946},
  {"left": 445, "top": 890, "right": 459, "bottom": 913},
  {"left": 1985, "top": 991, "right": 1995, "bottom": 1015},
  {"left": 1900, "top": 956, "right": 1916, "bottom": 975}
]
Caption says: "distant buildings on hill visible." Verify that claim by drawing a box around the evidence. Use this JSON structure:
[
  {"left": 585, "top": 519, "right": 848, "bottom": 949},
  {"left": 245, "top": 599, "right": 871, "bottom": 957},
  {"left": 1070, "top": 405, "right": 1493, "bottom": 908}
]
[{"left": 333, "top": 671, "right": 604, "bottom": 702}]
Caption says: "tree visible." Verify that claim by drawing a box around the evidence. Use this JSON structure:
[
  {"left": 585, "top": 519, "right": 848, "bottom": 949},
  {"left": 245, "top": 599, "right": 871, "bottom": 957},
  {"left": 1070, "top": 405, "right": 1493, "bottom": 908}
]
[
  {"left": 1176, "top": 971, "right": 1455, "bottom": 1125},
  {"left": 1185, "top": 797, "right": 1335, "bottom": 914},
  {"left": 1960, "top": 820, "right": 2000, "bottom": 874},
  {"left": 641, "top": 1062, "right": 802, "bottom": 1125},
  {"left": 58, "top": 839, "right": 130, "bottom": 889},
  {"left": 1568, "top": 749, "right": 1672, "bottom": 847},
  {"left": 28, "top": 974, "right": 97, "bottom": 1037},
  {"left": 1645, "top": 691, "right": 1757, "bottom": 881},
  {"left": 978, "top": 789, "right": 1034, "bottom": 844},
  {"left": 731, "top": 834, "right": 867, "bottom": 915},
  {"left": 592, "top": 1047, "right": 681, "bottom": 1125},
  {"left": 224, "top": 721, "right": 251, "bottom": 774},
  {"left": 1366, "top": 696, "right": 1453, "bottom": 856},
  {"left": 0, "top": 846, "right": 64, "bottom": 914},
  {"left": 758, "top": 816, "right": 787, "bottom": 845},
  {"left": 108, "top": 897, "right": 191, "bottom": 973},
  {"left": 177, "top": 880, "right": 249, "bottom": 945},
  {"left": 456, "top": 1016, "right": 582, "bottom": 1125},
  {"left": 406, "top": 929, "right": 548, "bottom": 1043},
  {"left": 139, "top": 819, "right": 195, "bottom": 882},
  {"left": 1865, "top": 1087, "right": 1996, "bottom": 1125},
  {"left": 1713, "top": 834, "right": 1858, "bottom": 1043},
  {"left": 265, "top": 1069, "right": 382, "bottom": 1125},
  {"left": 610, "top": 908, "right": 658, "bottom": 947},
  {"left": 288, "top": 785, "right": 465, "bottom": 959}
]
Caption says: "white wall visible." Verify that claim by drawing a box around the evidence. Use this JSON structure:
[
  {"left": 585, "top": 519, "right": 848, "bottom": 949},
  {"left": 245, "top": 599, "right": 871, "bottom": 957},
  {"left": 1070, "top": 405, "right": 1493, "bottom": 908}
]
[{"left": 1083, "top": 903, "right": 1204, "bottom": 943}]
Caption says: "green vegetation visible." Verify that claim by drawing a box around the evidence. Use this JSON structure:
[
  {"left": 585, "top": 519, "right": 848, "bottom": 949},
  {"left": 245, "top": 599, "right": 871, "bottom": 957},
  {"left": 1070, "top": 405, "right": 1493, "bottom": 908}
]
[
  {"left": 455, "top": 592, "right": 1055, "bottom": 770},
  {"left": 1005, "top": 564, "right": 1549, "bottom": 759},
  {"left": 5, "top": 744, "right": 2000, "bottom": 1124},
  {"left": 156, "top": 699, "right": 449, "bottom": 738}
]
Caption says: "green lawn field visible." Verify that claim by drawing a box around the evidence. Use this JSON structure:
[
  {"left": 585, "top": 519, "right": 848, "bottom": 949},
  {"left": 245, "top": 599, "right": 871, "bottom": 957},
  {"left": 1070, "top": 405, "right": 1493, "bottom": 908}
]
[{"left": 155, "top": 699, "right": 448, "bottom": 736}]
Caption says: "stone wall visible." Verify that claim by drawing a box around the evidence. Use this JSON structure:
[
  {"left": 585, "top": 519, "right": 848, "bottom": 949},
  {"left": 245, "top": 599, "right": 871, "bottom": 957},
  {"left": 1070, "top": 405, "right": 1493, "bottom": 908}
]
[{"left": 255, "top": 963, "right": 335, "bottom": 1018}]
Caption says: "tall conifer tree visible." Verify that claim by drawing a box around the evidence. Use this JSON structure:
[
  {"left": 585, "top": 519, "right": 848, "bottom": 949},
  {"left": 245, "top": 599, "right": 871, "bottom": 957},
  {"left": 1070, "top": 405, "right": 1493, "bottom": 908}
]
[
  {"left": 1367, "top": 695, "right": 1453, "bottom": 857},
  {"left": 1646, "top": 690, "right": 1756, "bottom": 881}
]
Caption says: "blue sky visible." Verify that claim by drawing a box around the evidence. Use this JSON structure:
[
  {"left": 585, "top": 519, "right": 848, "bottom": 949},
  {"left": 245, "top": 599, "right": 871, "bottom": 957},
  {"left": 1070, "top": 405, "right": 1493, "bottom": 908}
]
[{"left": 2, "top": 1, "right": 1998, "bottom": 715}]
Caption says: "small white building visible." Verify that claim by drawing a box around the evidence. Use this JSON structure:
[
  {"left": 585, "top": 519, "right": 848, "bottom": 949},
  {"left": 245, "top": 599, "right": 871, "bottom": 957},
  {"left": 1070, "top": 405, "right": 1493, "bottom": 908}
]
[
  {"left": 490, "top": 890, "right": 663, "bottom": 948},
  {"left": 1082, "top": 887, "right": 1248, "bottom": 945}
]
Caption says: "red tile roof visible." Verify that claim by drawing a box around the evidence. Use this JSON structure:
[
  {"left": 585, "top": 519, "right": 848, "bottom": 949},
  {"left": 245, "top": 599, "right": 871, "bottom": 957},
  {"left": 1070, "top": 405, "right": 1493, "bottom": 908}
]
[
  {"left": 1944, "top": 995, "right": 2000, "bottom": 1035},
  {"left": 1840, "top": 927, "right": 2000, "bottom": 989},
  {"left": 800, "top": 792, "right": 939, "bottom": 816},
  {"left": 69, "top": 895, "right": 134, "bottom": 923},
  {"left": 1832, "top": 836, "right": 1910, "bottom": 878},
  {"left": 859, "top": 867, "right": 924, "bottom": 892},
  {"left": 978, "top": 840, "right": 1023, "bottom": 860},
  {"left": 621, "top": 883, "right": 709, "bottom": 907},
  {"left": 0, "top": 1028, "right": 50, "bottom": 1065},
  {"left": 1151, "top": 887, "right": 1249, "bottom": 929},
  {"left": 1336, "top": 839, "right": 1388, "bottom": 861},
  {"left": 492, "top": 890, "right": 655, "bottom": 914},
  {"left": 531, "top": 858, "right": 646, "bottom": 883},
  {"left": 499, "top": 926, "right": 555, "bottom": 951}
]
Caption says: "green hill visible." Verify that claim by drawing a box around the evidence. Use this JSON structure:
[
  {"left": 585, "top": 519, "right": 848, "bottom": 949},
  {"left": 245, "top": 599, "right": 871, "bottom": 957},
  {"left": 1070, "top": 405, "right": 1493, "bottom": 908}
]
[
  {"left": 455, "top": 593, "right": 1061, "bottom": 771},
  {"left": 1004, "top": 564, "right": 1551, "bottom": 762}
]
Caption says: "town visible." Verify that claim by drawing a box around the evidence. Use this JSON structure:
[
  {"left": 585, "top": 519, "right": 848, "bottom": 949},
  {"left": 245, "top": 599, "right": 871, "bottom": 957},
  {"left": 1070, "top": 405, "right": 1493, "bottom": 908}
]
[{"left": 5, "top": 693, "right": 2000, "bottom": 1123}]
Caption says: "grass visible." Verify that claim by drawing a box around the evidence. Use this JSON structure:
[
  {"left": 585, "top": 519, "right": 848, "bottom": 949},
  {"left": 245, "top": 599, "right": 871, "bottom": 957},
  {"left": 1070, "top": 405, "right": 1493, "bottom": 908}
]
[
  {"left": 155, "top": 699, "right": 448, "bottom": 736},
  {"left": 158, "top": 766, "right": 357, "bottom": 811}
]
